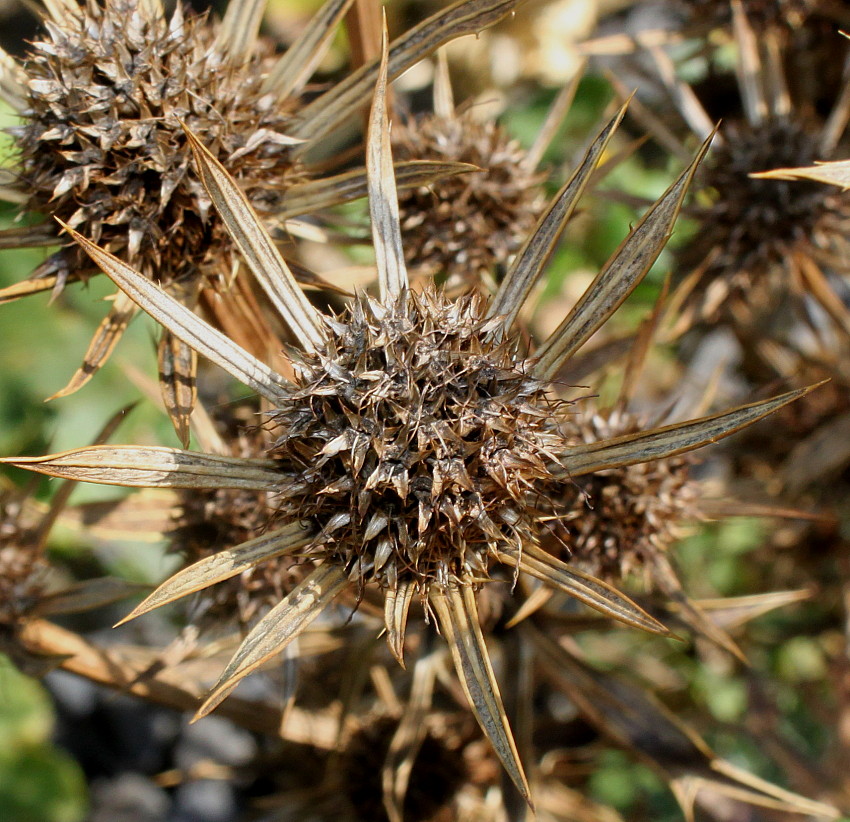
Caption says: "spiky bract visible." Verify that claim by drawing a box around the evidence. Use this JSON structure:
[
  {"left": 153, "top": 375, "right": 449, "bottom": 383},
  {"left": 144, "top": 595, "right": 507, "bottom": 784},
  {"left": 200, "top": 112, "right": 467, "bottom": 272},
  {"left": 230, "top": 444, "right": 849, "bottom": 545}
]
[
  {"left": 270, "top": 287, "right": 568, "bottom": 593},
  {"left": 15, "top": 0, "right": 304, "bottom": 290},
  {"left": 556, "top": 409, "right": 699, "bottom": 582},
  {"left": 393, "top": 112, "right": 545, "bottom": 291}
]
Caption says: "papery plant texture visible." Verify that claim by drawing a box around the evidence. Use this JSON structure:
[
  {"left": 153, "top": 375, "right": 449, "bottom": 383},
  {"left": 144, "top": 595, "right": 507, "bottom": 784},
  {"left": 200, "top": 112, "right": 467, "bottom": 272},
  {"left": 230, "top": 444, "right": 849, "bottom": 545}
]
[{"left": 2, "top": 34, "right": 816, "bottom": 804}]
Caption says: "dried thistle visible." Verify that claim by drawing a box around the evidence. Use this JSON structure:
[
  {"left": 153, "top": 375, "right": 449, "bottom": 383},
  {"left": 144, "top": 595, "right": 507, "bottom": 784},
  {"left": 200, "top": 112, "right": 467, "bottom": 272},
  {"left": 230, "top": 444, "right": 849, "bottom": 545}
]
[
  {"left": 0, "top": 0, "right": 520, "bottom": 436},
  {"left": 2, "top": 40, "right": 815, "bottom": 804},
  {"left": 620, "top": 2, "right": 850, "bottom": 338},
  {"left": 391, "top": 54, "right": 557, "bottom": 293},
  {"left": 559, "top": 407, "right": 699, "bottom": 584}
]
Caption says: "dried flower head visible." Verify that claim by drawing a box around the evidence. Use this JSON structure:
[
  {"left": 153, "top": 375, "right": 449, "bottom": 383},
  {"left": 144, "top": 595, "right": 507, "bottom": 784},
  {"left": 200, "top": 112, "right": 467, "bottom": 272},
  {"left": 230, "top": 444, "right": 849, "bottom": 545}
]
[
  {"left": 0, "top": 480, "right": 48, "bottom": 630},
  {"left": 3, "top": 44, "right": 811, "bottom": 804},
  {"left": 392, "top": 56, "right": 556, "bottom": 293},
  {"left": 560, "top": 407, "right": 699, "bottom": 583},
  {"left": 617, "top": 2, "right": 850, "bottom": 336},
  {"left": 0, "top": 0, "right": 521, "bottom": 430}
]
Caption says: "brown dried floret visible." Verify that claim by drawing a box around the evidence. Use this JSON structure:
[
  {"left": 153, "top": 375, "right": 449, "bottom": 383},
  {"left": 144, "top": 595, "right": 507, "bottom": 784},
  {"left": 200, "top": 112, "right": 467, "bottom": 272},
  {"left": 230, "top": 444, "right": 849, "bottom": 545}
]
[
  {"left": 268, "top": 286, "right": 568, "bottom": 594},
  {"left": 14, "top": 0, "right": 305, "bottom": 292},
  {"left": 556, "top": 408, "right": 700, "bottom": 584},
  {"left": 393, "top": 111, "right": 545, "bottom": 292}
]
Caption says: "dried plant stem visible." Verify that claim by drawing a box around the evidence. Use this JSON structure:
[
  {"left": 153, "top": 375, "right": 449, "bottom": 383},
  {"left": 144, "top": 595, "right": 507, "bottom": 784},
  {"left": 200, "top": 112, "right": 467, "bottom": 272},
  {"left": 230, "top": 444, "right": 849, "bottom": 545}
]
[{"left": 17, "top": 619, "right": 337, "bottom": 747}]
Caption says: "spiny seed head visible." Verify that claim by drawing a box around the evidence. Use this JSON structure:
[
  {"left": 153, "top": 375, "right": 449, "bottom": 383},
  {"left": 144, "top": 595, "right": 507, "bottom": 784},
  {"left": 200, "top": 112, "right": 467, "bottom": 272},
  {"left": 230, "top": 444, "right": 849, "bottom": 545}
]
[
  {"left": 392, "top": 111, "right": 546, "bottom": 292},
  {"left": 681, "top": 118, "right": 850, "bottom": 314},
  {"left": 686, "top": 0, "right": 817, "bottom": 28},
  {"left": 268, "top": 286, "right": 569, "bottom": 594},
  {"left": 15, "top": 0, "right": 306, "bottom": 288},
  {"left": 339, "top": 715, "right": 467, "bottom": 822},
  {"left": 553, "top": 410, "right": 699, "bottom": 583}
]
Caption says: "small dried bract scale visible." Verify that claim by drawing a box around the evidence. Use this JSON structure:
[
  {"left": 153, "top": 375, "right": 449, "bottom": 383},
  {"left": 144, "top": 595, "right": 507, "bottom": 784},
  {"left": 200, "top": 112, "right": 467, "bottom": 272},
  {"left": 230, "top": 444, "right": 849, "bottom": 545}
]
[{"left": 2, "top": 42, "right": 816, "bottom": 805}]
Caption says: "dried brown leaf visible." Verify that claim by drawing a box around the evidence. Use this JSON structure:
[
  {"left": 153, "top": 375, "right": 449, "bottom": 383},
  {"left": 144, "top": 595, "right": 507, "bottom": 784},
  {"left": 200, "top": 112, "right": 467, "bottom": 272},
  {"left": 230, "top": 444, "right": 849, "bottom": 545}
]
[
  {"left": 430, "top": 582, "right": 532, "bottom": 806},
  {"left": 117, "top": 522, "right": 314, "bottom": 625},
  {"left": 384, "top": 579, "right": 416, "bottom": 668},
  {"left": 196, "top": 563, "right": 348, "bottom": 719}
]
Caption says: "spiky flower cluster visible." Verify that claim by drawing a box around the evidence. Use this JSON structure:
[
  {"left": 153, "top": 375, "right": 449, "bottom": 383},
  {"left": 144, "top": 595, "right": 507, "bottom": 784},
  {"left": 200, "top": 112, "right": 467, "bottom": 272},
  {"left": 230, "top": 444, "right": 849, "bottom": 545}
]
[
  {"left": 269, "top": 287, "right": 567, "bottom": 592},
  {"left": 15, "top": 0, "right": 304, "bottom": 288},
  {"left": 393, "top": 112, "right": 545, "bottom": 290},
  {"left": 556, "top": 410, "right": 700, "bottom": 582},
  {"left": 682, "top": 118, "right": 850, "bottom": 312}
]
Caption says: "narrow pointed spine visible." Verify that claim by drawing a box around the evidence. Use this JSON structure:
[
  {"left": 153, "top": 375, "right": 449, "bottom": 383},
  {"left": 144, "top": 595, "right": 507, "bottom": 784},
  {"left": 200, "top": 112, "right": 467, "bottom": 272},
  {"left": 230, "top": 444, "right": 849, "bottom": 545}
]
[
  {"left": 214, "top": 0, "right": 266, "bottom": 61},
  {"left": 533, "top": 135, "right": 712, "bottom": 381},
  {"left": 183, "top": 129, "right": 327, "bottom": 353},
  {"left": 60, "top": 222, "right": 291, "bottom": 402},
  {"left": 487, "top": 103, "right": 627, "bottom": 332},
  {"left": 291, "top": 0, "right": 518, "bottom": 144},
  {"left": 196, "top": 564, "right": 348, "bottom": 718},
  {"left": 430, "top": 582, "right": 532, "bottom": 806},
  {"left": 262, "top": 0, "right": 356, "bottom": 96},
  {"left": 368, "top": 21, "right": 408, "bottom": 304},
  {"left": 2, "top": 446, "right": 283, "bottom": 490},
  {"left": 497, "top": 544, "right": 670, "bottom": 636},
  {"left": 116, "top": 523, "right": 314, "bottom": 625},
  {"left": 384, "top": 579, "right": 416, "bottom": 667},
  {"left": 560, "top": 386, "right": 820, "bottom": 478}
]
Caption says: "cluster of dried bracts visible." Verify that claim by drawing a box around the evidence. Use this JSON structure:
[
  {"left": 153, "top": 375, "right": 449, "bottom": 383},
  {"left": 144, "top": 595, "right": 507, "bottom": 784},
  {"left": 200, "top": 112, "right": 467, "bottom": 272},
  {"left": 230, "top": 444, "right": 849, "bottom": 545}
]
[{"left": 2, "top": 0, "right": 850, "bottom": 819}]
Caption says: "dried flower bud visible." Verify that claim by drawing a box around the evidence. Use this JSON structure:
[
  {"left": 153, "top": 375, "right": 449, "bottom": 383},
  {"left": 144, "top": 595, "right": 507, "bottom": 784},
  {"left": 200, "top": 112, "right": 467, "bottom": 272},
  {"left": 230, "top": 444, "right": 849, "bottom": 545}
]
[
  {"left": 554, "top": 408, "right": 700, "bottom": 584},
  {"left": 393, "top": 111, "right": 545, "bottom": 292}
]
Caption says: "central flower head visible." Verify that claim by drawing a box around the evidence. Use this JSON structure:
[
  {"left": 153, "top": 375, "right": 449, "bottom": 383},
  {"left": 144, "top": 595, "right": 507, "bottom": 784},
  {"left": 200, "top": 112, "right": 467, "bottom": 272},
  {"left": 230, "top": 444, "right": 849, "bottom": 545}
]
[{"left": 269, "top": 288, "right": 567, "bottom": 591}]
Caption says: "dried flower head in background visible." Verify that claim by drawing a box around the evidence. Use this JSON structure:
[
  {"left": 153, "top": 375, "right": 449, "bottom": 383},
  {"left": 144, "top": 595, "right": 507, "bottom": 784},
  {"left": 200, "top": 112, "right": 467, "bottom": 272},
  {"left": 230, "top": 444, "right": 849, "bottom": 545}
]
[
  {"left": 392, "top": 53, "right": 554, "bottom": 293},
  {"left": 2, "top": 44, "right": 812, "bottom": 804},
  {"left": 561, "top": 407, "right": 699, "bottom": 583},
  {"left": 0, "top": 478, "right": 48, "bottom": 633},
  {"left": 0, "top": 0, "right": 521, "bottom": 433}
]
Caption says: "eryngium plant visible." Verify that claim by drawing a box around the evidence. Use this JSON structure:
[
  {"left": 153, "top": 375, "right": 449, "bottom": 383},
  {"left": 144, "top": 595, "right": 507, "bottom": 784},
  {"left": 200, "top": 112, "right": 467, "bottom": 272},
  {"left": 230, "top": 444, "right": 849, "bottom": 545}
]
[
  {"left": 3, "top": 46, "right": 814, "bottom": 804},
  {"left": 0, "top": 0, "right": 519, "bottom": 437},
  {"left": 631, "top": 1, "right": 850, "bottom": 334},
  {"left": 391, "top": 54, "right": 552, "bottom": 293}
]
